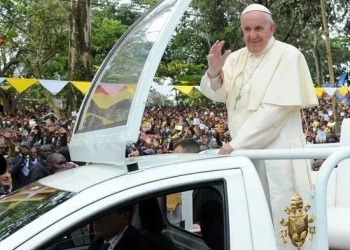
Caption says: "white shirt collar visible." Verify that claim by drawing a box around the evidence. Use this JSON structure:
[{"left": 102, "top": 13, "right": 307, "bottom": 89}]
[{"left": 106, "top": 226, "right": 128, "bottom": 249}]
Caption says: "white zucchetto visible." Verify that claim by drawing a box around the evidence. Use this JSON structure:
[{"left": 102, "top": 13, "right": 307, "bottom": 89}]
[{"left": 241, "top": 4, "right": 272, "bottom": 18}]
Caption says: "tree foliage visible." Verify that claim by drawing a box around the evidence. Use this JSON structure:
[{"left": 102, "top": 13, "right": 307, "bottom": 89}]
[
  {"left": 159, "top": 0, "right": 350, "bottom": 88},
  {"left": 0, "top": 0, "right": 141, "bottom": 113},
  {"left": 0, "top": 0, "right": 350, "bottom": 112}
]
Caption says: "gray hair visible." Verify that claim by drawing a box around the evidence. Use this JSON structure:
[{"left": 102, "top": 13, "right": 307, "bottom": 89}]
[{"left": 265, "top": 13, "right": 274, "bottom": 24}]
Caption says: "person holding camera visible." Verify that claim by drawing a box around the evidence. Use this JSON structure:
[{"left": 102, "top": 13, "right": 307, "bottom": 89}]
[{"left": 10, "top": 141, "right": 33, "bottom": 191}]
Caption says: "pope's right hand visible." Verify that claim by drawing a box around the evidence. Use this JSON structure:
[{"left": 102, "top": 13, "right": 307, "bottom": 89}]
[{"left": 207, "top": 40, "right": 231, "bottom": 78}]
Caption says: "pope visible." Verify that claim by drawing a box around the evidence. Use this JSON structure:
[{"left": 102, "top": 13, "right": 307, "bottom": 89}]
[{"left": 200, "top": 3, "right": 318, "bottom": 249}]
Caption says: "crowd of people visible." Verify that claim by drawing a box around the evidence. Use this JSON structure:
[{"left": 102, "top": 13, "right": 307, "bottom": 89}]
[
  {"left": 129, "top": 96, "right": 348, "bottom": 157},
  {"left": 0, "top": 95, "right": 347, "bottom": 197},
  {"left": 303, "top": 96, "right": 349, "bottom": 143},
  {"left": 0, "top": 105, "right": 80, "bottom": 197},
  {"left": 0, "top": 96, "right": 345, "bottom": 192}
]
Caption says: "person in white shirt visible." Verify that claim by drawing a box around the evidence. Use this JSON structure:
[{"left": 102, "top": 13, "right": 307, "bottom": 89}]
[{"left": 200, "top": 4, "right": 318, "bottom": 249}]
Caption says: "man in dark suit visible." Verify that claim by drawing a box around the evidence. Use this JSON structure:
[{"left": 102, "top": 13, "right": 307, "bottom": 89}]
[
  {"left": 88, "top": 205, "right": 149, "bottom": 250},
  {"left": 11, "top": 142, "right": 34, "bottom": 191},
  {"left": 27, "top": 144, "right": 53, "bottom": 184}
]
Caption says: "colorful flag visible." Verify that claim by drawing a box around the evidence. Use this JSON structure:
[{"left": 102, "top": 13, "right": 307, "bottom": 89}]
[{"left": 337, "top": 73, "right": 348, "bottom": 87}]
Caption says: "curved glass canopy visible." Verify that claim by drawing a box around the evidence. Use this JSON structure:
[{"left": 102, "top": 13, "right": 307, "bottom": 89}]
[{"left": 70, "top": 0, "right": 192, "bottom": 164}]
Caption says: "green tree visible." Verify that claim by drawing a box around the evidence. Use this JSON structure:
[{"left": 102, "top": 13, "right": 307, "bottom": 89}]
[
  {"left": 91, "top": 6, "right": 133, "bottom": 69},
  {"left": 181, "top": 89, "right": 212, "bottom": 107},
  {"left": 157, "top": 60, "right": 205, "bottom": 80},
  {"left": 0, "top": 0, "right": 70, "bottom": 113},
  {"left": 146, "top": 89, "right": 174, "bottom": 106},
  {"left": 0, "top": 0, "right": 144, "bottom": 114},
  {"left": 162, "top": 0, "right": 350, "bottom": 86}
]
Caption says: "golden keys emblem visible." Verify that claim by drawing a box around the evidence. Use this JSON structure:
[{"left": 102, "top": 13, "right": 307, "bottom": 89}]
[{"left": 280, "top": 193, "right": 315, "bottom": 250}]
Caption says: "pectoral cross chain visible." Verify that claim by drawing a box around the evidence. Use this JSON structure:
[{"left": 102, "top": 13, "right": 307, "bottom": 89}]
[
  {"left": 233, "top": 95, "right": 241, "bottom": 109},
  {"left": 232, "top": 40, "right": 275, "bottom": 110}
]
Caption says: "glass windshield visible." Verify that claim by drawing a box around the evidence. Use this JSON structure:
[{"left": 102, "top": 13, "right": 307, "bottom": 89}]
[
  {"left": 76, "top": 0, "right": 177, "bottom": 133},
  {"left": 0, "top": 183, "right": 75, "bottom": 241}
]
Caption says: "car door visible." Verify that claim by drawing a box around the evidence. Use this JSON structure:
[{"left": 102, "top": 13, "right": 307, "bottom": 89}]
[{"left": 16, "top": 168, "right": 253, "bottom": 250}]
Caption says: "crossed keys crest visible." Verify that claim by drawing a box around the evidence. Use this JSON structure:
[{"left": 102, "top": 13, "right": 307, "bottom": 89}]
[{"left": 280, "top": 193, "right": 316, "bottom": 250}]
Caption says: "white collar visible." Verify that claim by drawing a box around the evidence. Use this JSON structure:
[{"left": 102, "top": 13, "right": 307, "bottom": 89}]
[{"left": 106, "top": 226, "right": 128, "bottom": 249}]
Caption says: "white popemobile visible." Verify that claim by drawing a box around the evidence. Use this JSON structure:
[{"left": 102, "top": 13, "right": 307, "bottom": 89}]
[{"left": 0, "top": 0, "right": 350, "bottom": 249}]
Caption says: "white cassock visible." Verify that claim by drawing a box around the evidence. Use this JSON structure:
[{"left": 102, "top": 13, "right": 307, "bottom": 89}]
[{"left": 201, "top": 37, "right": 319, "bottom": 249}]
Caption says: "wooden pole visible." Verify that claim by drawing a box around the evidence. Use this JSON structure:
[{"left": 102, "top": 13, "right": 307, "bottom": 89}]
[{"left": 320, "top": 0, "right": 340, "bottom": 133}]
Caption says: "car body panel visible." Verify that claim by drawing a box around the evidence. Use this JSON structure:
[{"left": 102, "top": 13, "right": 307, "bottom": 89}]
[
  {"left": 1, "top": 156, "right": 270, "bottom": 249},
  {"left": 39, "top": 164, "right": 126, "bottom": 192},
  {"left": 38, "top": 153, "right": 222, "bottom": 192}
]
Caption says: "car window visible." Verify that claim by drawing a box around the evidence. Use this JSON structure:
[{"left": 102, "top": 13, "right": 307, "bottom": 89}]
[
  {"left": 41, "top": 182, "right": 227, "bottom": 250},
  {"left": 166, "top": 186, "right": 224, "bottom": 237},
  {"left": 44, "top": 226, "right": 92, "bottom": 250},
  {"left": 0, "top": 183, "right": 75, "bottom": 241}
]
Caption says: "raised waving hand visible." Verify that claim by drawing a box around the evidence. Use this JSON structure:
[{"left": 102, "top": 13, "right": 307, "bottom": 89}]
[{"left": 207, "top": 40, "right": 231, "bottom": 78}]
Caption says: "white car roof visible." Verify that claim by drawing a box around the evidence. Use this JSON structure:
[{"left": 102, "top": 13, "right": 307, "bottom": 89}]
[{"left": 39, "top": 153, "right": 217, "bottom": 193}]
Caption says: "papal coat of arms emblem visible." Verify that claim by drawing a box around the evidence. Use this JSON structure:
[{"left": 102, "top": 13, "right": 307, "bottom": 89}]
[{"left": 280, "top": 193, "right": 316, "bottom": 250}]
